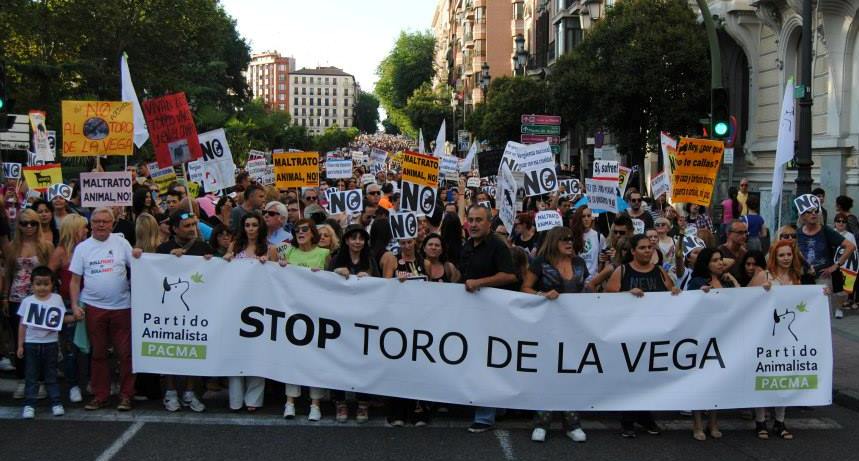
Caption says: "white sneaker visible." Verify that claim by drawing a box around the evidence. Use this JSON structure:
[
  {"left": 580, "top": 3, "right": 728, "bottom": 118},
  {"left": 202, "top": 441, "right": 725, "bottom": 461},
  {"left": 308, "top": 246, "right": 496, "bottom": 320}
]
[
  {"left": 163, "top": 390, "right": 181, "bottom": 412},
  {"left": 567, "top": 427, "right": 587, "bottom": 442},
  {"left": 835, "top": 309, "right": 845, "bottom": 319},
  {"left": 37, "top": 384, "right": 47, "bottom": 400},
  {"left": 69, "top": 386, "right": 83, "bottom": 403},
  {"left": 13, "top": 381, "right": 25, "bottom": 399},
  {"left": 52, "top": 404, "right": 65, "bottom": 417},
  {"left": 308, "top": 404, "right": 322, "bottom": 421},
  {"left": 531, "top": 427, "right": 547, "bottom": 442},
  {"left": 283, "top": 402, "right": 296, "bottom": 419},
  {"left": 182, "top": 391, "right": 206, "bottom": 412},
  {"left": 22, "top": 406, "right": 35, "bottom": 419},
  {"left": 0, "top": 357, "right": 15, "bottom": 371}
]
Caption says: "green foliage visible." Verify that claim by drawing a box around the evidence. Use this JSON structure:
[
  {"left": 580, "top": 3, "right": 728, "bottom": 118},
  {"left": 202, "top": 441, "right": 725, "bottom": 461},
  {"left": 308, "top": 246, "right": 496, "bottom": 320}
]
[
  {"left": 354, "top": 91, "right": 381, "bottom": 133},
  {"left": 475, "top": 77, "right": 549, "bottom": 148},
  {"left": 224, "top": 100, "right": 312, "bottom": 164},
  {"left": 381, "top": 118, "right": 401, "bottom": 135},
  {"left": 548, "top": 0, "right": 709, "bottom": 167},
  {"left": 313, "top": 125, "right": 359, "bottom": 153},
  {"left": 375, "top": 30, "right": 435, "bottom": 135},
  {"left": 402, "top": 82, "right": 450, "bottom": 142}
]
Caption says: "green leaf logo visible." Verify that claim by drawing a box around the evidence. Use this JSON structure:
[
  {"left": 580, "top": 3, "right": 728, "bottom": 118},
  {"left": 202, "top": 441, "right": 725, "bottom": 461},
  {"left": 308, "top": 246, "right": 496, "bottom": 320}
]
[
  {"left": 190, "top": 273, "right": 204, "bottom": 284},
  {"left": 795, "top": 301, "right": 807, "bottom": 313}
]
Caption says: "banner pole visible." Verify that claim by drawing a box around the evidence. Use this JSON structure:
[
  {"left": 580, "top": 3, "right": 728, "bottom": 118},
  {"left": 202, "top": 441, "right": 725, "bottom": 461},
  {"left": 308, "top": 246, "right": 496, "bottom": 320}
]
[{"left": 180, "top": 162, "right": 193, "bottom": 214}]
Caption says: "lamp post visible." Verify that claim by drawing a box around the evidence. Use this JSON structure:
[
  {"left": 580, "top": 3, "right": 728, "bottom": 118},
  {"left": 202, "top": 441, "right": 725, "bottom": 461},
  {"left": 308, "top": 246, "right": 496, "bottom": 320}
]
[
  {"left": 513, "top": 34, "right": 528, "bottom": 76},
  {"left": 794, "top": 0, "right": 813, "bottom": 195},
  {"left": 584, "top": 0, "right": 602, "bottom": 22},
  {"left": 451, "top": 90, "right": 458, "bottom": 150}
]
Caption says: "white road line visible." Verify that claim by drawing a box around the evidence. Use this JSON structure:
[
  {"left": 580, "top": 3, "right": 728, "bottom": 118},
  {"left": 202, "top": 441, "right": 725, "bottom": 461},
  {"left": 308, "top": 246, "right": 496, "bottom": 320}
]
[
  {"left": 494, "top": 429, "right": 516, "bottom": 461},
  {"left": 94, "top": 421, "right": 145, "bottom": 461}
]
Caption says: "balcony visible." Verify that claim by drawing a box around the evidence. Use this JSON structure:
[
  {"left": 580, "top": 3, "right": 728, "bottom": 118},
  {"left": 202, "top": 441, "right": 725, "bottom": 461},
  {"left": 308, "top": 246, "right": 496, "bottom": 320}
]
[
  {"left": 463, "top": 33, "right": 474, "bottom": 49},
  {"left": 511, "top": 19, "right": 524, "bottom": 37}
]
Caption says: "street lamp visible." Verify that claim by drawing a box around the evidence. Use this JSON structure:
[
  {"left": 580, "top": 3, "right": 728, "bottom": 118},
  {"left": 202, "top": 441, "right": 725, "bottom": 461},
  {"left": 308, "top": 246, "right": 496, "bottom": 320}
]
[
  {"left": 479, "top": 62, "right": 490, "bottom": 94},
  {"left": 584, "top": 0, "right": 602, "bottom": 21},
  {"left": 513, "top": 34, "right": 528, "bottom": 76}
]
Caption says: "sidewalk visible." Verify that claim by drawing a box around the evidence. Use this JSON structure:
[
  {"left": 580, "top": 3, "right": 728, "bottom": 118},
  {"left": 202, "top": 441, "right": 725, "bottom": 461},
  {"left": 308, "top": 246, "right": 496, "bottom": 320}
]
[{"left": 832, "top": 312, "right": 859, "bottom": 411}]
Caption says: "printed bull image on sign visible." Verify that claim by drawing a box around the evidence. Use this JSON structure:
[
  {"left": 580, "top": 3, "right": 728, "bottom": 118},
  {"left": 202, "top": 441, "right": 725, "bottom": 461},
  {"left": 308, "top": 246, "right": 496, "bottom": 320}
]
[
  {"left": 328, "top": 189, "right": 363, "bottom": 215},
  {"left": 390, "top": 211, "right": 418, "bottom": 240},
  {"left": 274, "top": 152, "right": 320, "bottom": 188}
]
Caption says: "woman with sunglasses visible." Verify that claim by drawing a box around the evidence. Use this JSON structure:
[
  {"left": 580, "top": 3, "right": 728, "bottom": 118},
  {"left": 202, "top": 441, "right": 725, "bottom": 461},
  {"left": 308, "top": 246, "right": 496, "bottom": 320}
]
[
  {"left": 521, "top": 226, "right": 589, "bottom": 443},
  {"left": 281, "top": 218, "right": 329, "bottom": 421},
  {"left": 223, "top": 212, "right": 277, "bottom": 413},
  {"left": 3, "top": 208, "right": 54, "bottom": 398}
]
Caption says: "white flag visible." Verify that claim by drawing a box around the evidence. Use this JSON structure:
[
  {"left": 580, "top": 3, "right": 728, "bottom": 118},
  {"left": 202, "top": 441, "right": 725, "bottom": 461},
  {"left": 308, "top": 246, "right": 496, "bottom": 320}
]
[
  {"left": 418, "top": 129, "right": 425, "bottom": 154},
  {"left": 771, "top": 79, "right": 795, "bottom": 210},
  {"left": 120, "top": 53, "right": 149, "bottom": 148},
  {"left": 459, "top": 141, "right": 478, "bottom": 172},
  {"left": 433, "top": 119, "right": 446, "bottom": 157}
]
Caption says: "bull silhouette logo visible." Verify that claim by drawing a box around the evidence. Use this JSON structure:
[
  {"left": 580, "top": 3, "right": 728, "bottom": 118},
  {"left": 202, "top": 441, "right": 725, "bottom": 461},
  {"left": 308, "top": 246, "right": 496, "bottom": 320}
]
[
  {"left": 772, "top": 308, "right": 798, "bottom": 341},
  {"left": 33, "top": 172, "right": 53, "bottom": 186},
  {"left": 161, "top": 276, "right": 190, "bottom": 311}
]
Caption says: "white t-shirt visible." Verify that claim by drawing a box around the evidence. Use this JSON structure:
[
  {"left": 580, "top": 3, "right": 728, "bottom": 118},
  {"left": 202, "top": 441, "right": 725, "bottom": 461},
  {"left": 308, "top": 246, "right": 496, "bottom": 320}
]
[
  {"left": 70, "top": 234, "right": 133, "bottom": 310},
  {"left": 17, "top": 293, "right": 66, "bottom": 343},
  {"left": 581, "top": 229, "right": 605, "bottom": 281}
]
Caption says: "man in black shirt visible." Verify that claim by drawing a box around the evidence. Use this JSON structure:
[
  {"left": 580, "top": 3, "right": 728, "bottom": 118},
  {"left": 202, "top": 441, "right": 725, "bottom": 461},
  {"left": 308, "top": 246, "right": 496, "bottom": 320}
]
[
  {"left": 156, "top": 210, "right": 213, "bottom": 412},
  {"left": 460, "top": 205, "right": 517, "bottom": 433}
]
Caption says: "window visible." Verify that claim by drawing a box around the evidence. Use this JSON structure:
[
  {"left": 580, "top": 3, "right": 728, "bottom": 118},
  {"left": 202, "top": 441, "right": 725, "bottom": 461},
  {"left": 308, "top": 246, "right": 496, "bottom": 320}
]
[
  {"left": 301, "top": 119, "right": 306, "bottom": 126},
  {"left": 294, "top": 97, "right": 298, "bottom": 105},
  {"left": 345, "top": 119, "right": 350, "bottom": 127},
  {"left": 512, "top": 3, "right": 523, "bottom": 20},
  {"left": 278, "top": 94, "right": 285, "bottom": 101},
  {"left": 324, "top": 88, "right": 329, "bottom": 96},
  {"left": 325, "top": 98, "right": 329, "bottom": 106},
  {"left": 344, "top": 108, "right": 349, "bottom": 117},
  {"left": 293, "top": 87, "right": 298, "bottom": 94},
  {"left": 301, "top": 97, "right": 306, "bottom": 105},
  {"left": 302, "top": 108, "right": 306, "bottom": 115},
  {"left": 317, "top": 77, "right": 322, "bottom": 84},
  {"left": 325, "top": 77, "right": 329, "bottom": 84},
  {"left": 317, "top": 108, "right": 321, "bottom": 116},
  {"left": 344, "top": 99, "right": 349, "bottom": 107},
  {"left": 294, "top": 76, "right": 298, "bottom": 83},
  {"left": 333, "top": 88, "right": 337, "bottom": 96},
  {"left": 309, "top": 119, "right": 313, "bottom": 127},
  {"left": 325, "top": 119, "right": 329, "bottom": 127},
  {"left": 278, "top": 64, "right": 286, "bottom": 71},
  {"left": 302, "top": 88, "right": 306, "bottom": 95},
  {"left": 325, "top": 109, "right": 329, "bottom": 116},
  {"left": 279, "top": 104, "right": 285, "bottom": 110},
  {"left": 317, "top": 98, "right": 321, "bottom": 105},
  {"left": 344, "top": 88, "right": 349, "bottom": 96},
  {"left": 294, "top": 108, "right": 298, "bottom": 116},
  {"left": 278, "top": 74, "right": 285, "bottom": 81},
  {"left": 302, "top": 77, "right": 306, "bottom": 83},
  {"left": 310, "top": 98, "right": 314, "bottom": 106},
  {"left": 332, "top": 108, "right": 337, "bottom": 116},
  {"left": 278, "top": 83, "right": 286, "bottom": 90}
]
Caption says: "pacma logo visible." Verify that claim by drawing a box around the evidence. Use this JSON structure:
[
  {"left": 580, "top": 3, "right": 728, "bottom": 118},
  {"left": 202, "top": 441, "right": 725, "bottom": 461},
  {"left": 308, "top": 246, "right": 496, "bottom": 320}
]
[
  {"left": 772, "top": 301, "right": 808, "bottom": 342},
  {"left": 161, "top": 272, "right": 204, "bottom": 311}
]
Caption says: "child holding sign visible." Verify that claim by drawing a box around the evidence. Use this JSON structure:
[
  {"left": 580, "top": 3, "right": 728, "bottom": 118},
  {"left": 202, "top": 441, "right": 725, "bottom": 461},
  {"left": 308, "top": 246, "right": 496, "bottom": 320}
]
[{"left": 17, "top": 266, "right": 72, "bottom": 419}]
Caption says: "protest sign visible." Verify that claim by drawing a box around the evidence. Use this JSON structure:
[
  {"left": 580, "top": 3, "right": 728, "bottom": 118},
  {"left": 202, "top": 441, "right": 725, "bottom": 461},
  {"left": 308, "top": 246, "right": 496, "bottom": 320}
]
[
  {"left": 618, "top": 165, "right": 632, "bottom": 195},
  {"left": 61, "top": 101, "right": 134, "bottom": 156},
  {"left": 325, "top": 159, "right": 353, "bottom": 179},
  {"left": 142, "top": 93, "right": 203, "bottom": 167},
  {"left": 651, "top": 172, "right": 670, "bottom": 200},
  {"left": 399, "top": 180, "right": 437, "bottom": 216},
  {"left": 46, "top": 183, "right": 72, "bottom": 202},
  {"left": 198, "top": 129, "right": 232, "bottom": 163},
  {"left": 593, "top": 160, "right": 619, "bottom": 180},
  {"left": 401, "top": 151, "right": 439, "bottom": 187},
  {"left": 466, "top": 177, "right": 481, "bottom": 188},
  {"left": 632, "top": 219, "right": 645, "bottom": 235},
  {"left": 46, "top": 130, "right": 56, "bottom": 158},
  {"left": 535, "top": 210, "right": 563, "bottom": 232},
  {"left": 187, "top": 160, "right": 204, "bottom": 183},
  {"left": 149, "top": 162, "right": 177, "bottom": 195},
  {"left": 559, "top": 178, "right": 582, "bottom": 196},
  {"left": 21, "top": 300, "right": 64, "bottom": 332},
  {"left": 274, "top": 152, "right": 320, "bottom": 189},
  {"left": 29, "top": 111, "right": 53, "bottom": 161},
  {"left": 202, "top": 161, "right": 236, "bottom": 193},
  {"left": 133, "top": 255, "right": 833, "bottom": 411},
  {"left": 390, "top": 212, "right": 418, "bottom": 240},
  {"left": 248, "top": 149, "right": 266, "bottom": 161},
  {"left": 585, "top": 178, "right": 618, "bottom": 213},
  {"left": 245, "top": 158, "right": 268, "bottom": 183},
  {"left": 23, "top": 164, "right": 62, "bottom": 192},
  {"left": 794, "top": 194, "right": 821, "bottom": 215},
  {"left": 671, "top": 137, "right": 724, "bottom": 206},
  {"left": 496, "top": 163, "right": 517, "bottom": 232},
  {"left": 80, "top": 171, "right": 133, "bottom": 208},
  {"left": 351, "top": 151, "right": 366, "bottom": 164},
  {"left": 440, "top": 155, "right": 459, "bottom": 178},
  {"left": 477, "top": 149, "right": 504, "bottom": 178},
  {"left": 370, "top": 148, "right": 388, "bottom": 166},
  {"left": 517, "top": 142, "right": 557, "bottom": 196},
  {"left": 361, "top": 173, "right": 376, "bottom": 185},
  {"left": 328, "top": 189, "right": 363, "bottom": 215},
  {"left": 2, "top": 163, "right": 21, "bottom": 179}
]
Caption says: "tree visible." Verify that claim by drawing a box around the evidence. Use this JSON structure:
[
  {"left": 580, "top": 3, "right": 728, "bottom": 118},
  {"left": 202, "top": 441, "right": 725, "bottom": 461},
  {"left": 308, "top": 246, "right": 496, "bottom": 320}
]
[
  {"left": 313, "top": 125, "right": 359, "bottom": 153},
  {"left": 381, "top": 118, "right": 401, "bottom": 135},
  {"left": 354, "top": 91, "right": 380, "bottom": 133},
  {"left": 374, "top": 31, "right": 435, "bottom": 135},
  {"left": 402, "top": 82, "right": 450, "bottom": 143},
  {"left": 472, "top": 77, "right": 549, "bottom": 148},
  {"left": 549, "top": 0, "right": 709, "bottom": 172},
  {"left": 224, "top": 100, "right": 312, "bottom": 164}
]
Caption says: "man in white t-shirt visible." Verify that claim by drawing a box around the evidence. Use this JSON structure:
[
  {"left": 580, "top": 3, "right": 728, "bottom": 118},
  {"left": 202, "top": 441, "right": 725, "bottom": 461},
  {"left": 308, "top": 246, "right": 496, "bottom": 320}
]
[{"left": 70, "top": 207, "right": 138, "bottom": 412}]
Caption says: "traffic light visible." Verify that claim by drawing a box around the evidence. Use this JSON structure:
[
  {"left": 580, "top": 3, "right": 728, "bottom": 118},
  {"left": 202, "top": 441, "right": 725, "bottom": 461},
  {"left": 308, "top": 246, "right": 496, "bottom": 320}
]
[{"left": 711, "top": 87, "right": 729, "bottom": 139}]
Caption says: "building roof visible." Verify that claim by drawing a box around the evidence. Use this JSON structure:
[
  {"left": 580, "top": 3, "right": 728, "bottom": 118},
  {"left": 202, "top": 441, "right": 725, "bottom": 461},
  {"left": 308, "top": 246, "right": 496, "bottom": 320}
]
[{"left": 291, "top": 66, "right": 354, "bottom": 78}]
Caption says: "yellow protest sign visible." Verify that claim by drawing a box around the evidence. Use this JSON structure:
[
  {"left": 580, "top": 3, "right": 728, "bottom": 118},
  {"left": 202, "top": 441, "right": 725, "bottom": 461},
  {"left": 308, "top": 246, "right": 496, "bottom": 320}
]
[
  {"left": 61, "top": 101, "right": 134, "bottom": 156},
  {"left": 274, "top": 152, "right": 320, "bottom": 188},
  {"left": 148, "top": 162, "right": 177, "bottom": 195},
  {"left": 23, "top": 164, "right": 63, "bottom": 192},
  {"left": 400, "top": 151, "right": 439, "bottom": 188},
  {"left": 671, "top": 137, "right": 724, "bottom": 206}
]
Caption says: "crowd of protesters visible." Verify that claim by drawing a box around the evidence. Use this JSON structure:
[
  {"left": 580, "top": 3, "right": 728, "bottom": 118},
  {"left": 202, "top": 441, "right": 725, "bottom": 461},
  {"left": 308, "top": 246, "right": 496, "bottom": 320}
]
[{"left": 0, "top": 155, "right": 854, "bottom": 444}]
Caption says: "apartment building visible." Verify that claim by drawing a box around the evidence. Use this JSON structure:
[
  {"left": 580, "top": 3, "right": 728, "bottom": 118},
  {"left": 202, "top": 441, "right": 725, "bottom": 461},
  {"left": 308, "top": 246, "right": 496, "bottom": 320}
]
[
  {"left": 290, "top": 67, "right": 358, "bottom": 135},
  {"left": 246, "top": 51, "right": 297, "bottom": 112}
]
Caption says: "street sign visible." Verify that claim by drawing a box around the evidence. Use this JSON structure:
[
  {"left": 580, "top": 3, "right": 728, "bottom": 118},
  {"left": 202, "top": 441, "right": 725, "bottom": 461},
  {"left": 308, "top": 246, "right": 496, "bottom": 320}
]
[
  {"left": 521, "top": 124, "right": 561, "bottom": 135},
  {"left": 0, "top": 114, "right": 30, "bottom": 151},
  {"left": 521, "top": 114, "right": 561, "bottom": 125},
  {"left": 551, "top": 145, "right": 560, "bottom": 155},
  {"left": 521, "top": 134, "right": 560, "bottom": 144}
]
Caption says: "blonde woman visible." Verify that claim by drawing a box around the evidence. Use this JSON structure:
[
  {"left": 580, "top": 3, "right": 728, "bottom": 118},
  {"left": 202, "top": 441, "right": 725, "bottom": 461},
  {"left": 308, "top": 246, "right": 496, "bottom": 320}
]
[
  {"left": 134, "top": 213, "right": 162, "bottom": 253},
  {"left": 317, "top": 224, "right": 340, "bottom": 254},
  {"left": 47, "top": 214, "right": 90, "bottom": 403},
  {"left": 3, "top": 208, "right": 54, "bottom": 397}
]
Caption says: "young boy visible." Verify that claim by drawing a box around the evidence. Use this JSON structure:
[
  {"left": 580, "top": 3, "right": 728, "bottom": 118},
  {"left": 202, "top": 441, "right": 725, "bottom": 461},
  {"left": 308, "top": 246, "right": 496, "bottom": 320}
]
[{"left": 17, "top": 266, "right": 72, "bottom": 419}]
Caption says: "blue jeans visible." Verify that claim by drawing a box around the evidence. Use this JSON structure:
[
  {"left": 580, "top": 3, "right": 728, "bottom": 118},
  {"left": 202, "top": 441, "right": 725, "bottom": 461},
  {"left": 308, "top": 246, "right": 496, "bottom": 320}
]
[
  {"left": 24, "top": 342, "right": 61, "bottom": 407},
  {"left": 474, "top": 406, "right": 496, "bottom": 425}
]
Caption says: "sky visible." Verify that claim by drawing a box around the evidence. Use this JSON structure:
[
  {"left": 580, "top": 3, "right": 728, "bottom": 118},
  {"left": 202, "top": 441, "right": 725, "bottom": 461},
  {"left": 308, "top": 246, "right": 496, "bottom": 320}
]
[{"left": 220, "top": 0, "right": 437, "bottom": 91}]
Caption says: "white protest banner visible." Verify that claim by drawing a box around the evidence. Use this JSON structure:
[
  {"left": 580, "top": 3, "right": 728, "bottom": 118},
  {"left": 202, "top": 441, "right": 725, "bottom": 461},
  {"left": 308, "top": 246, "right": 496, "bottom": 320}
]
[
  {"left": 651, "top": 172, "right": 670, "bottom": 200},
  {"left": 132, "top": 255, "right": 833, "bottom": 411},
  {"left": 202, "top": 159, "right": 236, "bottom": 193},
  {"left": 460, "top": 141, "right": 478, "bottom": 173},
  {"left": 246, "top": 158, "right": 268, "bottom": 183},
  {"left": 632, "top": 219, "right": 645, "bottom": 236},
  {"left": 29, "top": 111, "right": 54, "bottom": 161},
  {"left": 46, "top": 183, "right": 73, "bottom": 201},
  {"left": 466, "top": 177, "right": 481, "bottom": 189},
  {"left": 21, "top": 300, "right": 65, "bottom": 332},
  {"left": 361, "top": 173, "right": 376, "bottom": 186},
  {"left": 535, "top": 210, "right": 563, "bottom": 232},
  {"left": 559, "top": 178, "right": 581, "bottom": 197},
  {"left": 496, "top": 163, "right": 517, "bottom": 232},
  {"left": 260, "top": 165, "right": 275, "bottom": 185},
  {"left": 187, "top": 159, "right": 204, "bottom": 183},
  {"left": 370, "top": 148, "right": 388, "bottom": 166},
  {"left": 440, "top": 155, "right": 459, "bottom": 178},
  {"left": 500, "top": 140, "right": 525, "bottom": 172},
  {"left": 517, "top": 142, "right": 557, "bottom": 196},
  {"left": 325, "top": 159, "right": 353, "bottom": 179},
  {"left": 389, "top": 211, "right": 418, "bottom": 240},
  {"left": 585, "top": 178, "right": 618, "bottom": 213},
  {"left": 80, "top": 171, "right": 133, "bottom": 207},
  {"left": 351, "top": 151, "right": 366, "bottom": 164},
  {"left": 198, "top": 129, "right": 233, "bottom": 163},
  {"left": 593, "top": 160, "right": 619, "bottom": 181},
  {"left": 2, "top": 162, "right": 21, "bottom": 179},
  {"left": 328, "top": 189, "right": 363, "bottom": 215}
]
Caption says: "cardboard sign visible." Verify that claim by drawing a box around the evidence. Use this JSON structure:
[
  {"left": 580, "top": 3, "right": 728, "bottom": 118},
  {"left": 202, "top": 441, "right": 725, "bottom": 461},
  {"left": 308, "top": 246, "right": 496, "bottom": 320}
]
[
  {"left": 46, "top": 130, "right": 56, "bottom": 158},
  {"left": 593, "top": 160, "right": 619, "bottom": 180},
  {"left": 187, "top": 159, "right": 204, "bottom": 183},
  {"left": 21, "top": 300, "right": 64, "bottom": 331},
  {"left": 2, "top": 162, "right": 21, "bottom": 179},
  {"left": 794, "top": 194, "right": 821, "bottom": 215},
  {"left": 535, "top": 210, "right": 563, "bottom": 232},
  {"left": 246, "top": 158, "right": 268, "bottom": 183},
  {"left": 148, "top": 162, "right": 177, "bottom": 195},
  {"left": 325, "top": 159, "right": 353, "bottom": 179},
  {"left": 351, "top": 151, "right": 366, "bottom": 164},
  {"left": 370, "top": 148, "right": 388, "bottom": 166},
  {"left": 517, "top": 142, "right": 557, "bottom": 197},
  {"left": 618, "top": 165, "right": 632, "bottom": 194},
  {"left": 46, "top": 183, "right": 72, "bottom": 201},
  {"left": 682, "top": 235, "right": 706, "bottom": 258},
  {"left": 585, "top": 178, "right": 618, "bottom": 213},
  {"left": 61, "top": 101, "right": 134, "bottom": 156},
  {"left": 559, "top": 178, "right": 582, "bottom": 196},
  {"left": 390, "top": 211, "right": 418, "bottom": 240},
  {"left": 248, "top": 149, "right": 266, "bottom": 161},
  {"left": 202, "top": 159, "right": 236, "bottom": 193},
  {"left": 466, "top": 177, "right": 481, "bottom": 188},
  {"left": 274, "top": 152, "right": 319, "bottom": 188},
  {"left": 142, "top": 93, "right": 202, "bottom": 167},
  {"left": 496, "top": 163, "right": 517, "bottom": 232},
  {"left": 328, "top": 189, "right": 363, "bottom": 215},
  {"left": 80, "top": 171, "right": 133, "bottom": 208},
  {"left": 477, "top": 149, "right": 504, "bottom": 178},
  {"left": 361, "top": 173, "right": 376, "bottom": 186},
  {"left": 399, "top": 180, "right": 436, "bottom": 216},
  {"left": 198, "top": 129, "right": 233, "bottom": 163},
  {"left": 401, "top": 151, "right": 440, "bottom": 188},
  {"left": 651, "top": 172, "right": 670, "bottom": 200},
  {"left": 23, "top": 164, "right": 62, "bottom": 192},
  {"left": 671, "top": 137, "right": 724, "bottom": 206},
  {"left": 632, "top": 219, "right": 645, "bottom": 235},
  {"left": 440, "top": 155, "right": 459, "bottom": 178},
  {"left": 29, "top": 111, "right": 54, "bottom": 161}
]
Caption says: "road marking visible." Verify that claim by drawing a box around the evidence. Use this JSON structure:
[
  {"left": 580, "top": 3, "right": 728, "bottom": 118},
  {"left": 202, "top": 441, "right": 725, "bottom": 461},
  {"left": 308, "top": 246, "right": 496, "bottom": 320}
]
[
  {"left": 94, "top": 421, "right": 144, "bottom": 461},
  {"left": 494, "top": 429, "right": 516, "bottom": 461}
]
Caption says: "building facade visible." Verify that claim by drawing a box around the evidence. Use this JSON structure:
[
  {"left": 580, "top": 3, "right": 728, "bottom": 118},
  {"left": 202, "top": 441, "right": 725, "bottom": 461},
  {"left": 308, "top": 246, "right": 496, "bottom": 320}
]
[
  {"left": 290, "top": 67, "right": 358, "bottom": 135},
  {"left": 246, "top": 51, "right": 296, "bottom": 112}
]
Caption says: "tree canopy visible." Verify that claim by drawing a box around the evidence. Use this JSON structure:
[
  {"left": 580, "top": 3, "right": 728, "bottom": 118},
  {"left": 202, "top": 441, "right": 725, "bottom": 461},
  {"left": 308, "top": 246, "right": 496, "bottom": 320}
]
[
  {"left": 374, "top": 31, "right": 436, "bottom": 136},
  {"left": 354, "top": 90, "right": 381, "bottom": 133},
  {"left": 469, "top": 77, "right": 550, "bottom": 148}
]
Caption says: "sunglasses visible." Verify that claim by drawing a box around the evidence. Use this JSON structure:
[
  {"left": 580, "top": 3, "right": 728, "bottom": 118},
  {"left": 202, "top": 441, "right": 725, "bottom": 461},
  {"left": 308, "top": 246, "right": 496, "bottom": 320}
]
[
  {"left": 19, "top": 221, "right": 38, "bottom": 227},
  {"left": 613, "top": 229, "right": 627, "bottom": 235},
  {"left": 835, "top": 219, "right": 846, "bottom": 224},
  {"left": 779, "top": 233, "right": 797, "bottom": 240},
  {"left": 367, "top": 191, "right": 381, "bottom": 195},
  {"left": 560, "top": 236, "right": 575, "bottom": 243},
  {"left": 629, "top": 198, "right": 642, "bottom": 203},
  {"left": 264, "top": 210, "right": 281, "bottom": 217},
  {"left": 305, "top": 196, "right": 318, "bottom": 201},
  {"left": 297, "top": 225, "right": 311, "bottom": 233}
]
